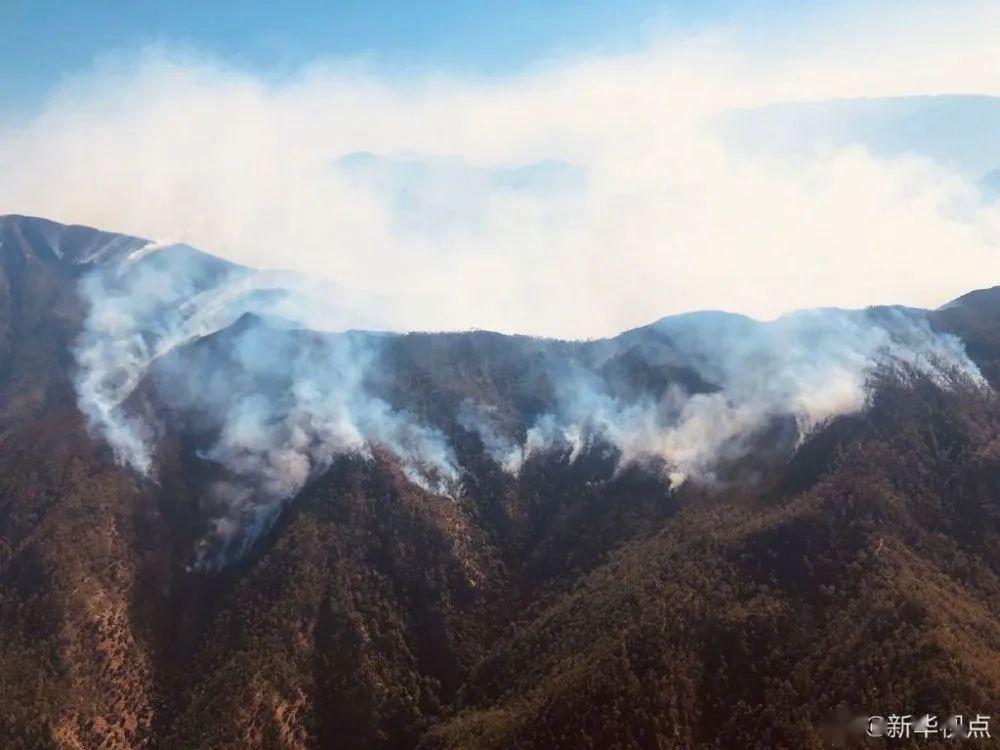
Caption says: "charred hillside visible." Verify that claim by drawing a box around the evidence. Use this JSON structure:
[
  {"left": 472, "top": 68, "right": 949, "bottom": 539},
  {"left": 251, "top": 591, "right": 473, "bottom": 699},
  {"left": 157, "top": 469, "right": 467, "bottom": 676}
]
[{"left": 1, "top": 216, "right": 1000, "bottom": 749}]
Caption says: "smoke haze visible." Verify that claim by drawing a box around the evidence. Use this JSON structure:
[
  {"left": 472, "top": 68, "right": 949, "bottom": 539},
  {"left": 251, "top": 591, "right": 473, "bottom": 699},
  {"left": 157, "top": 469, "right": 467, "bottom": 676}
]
[
  {"left": 8, "top": 0, "right": 999, "bottom": 561},
  {"left": 71, "top": 241, "right": 985, "bottom": 563},
  {"left": 4, "top": 1, "right": 1000, "bottom": 337}
]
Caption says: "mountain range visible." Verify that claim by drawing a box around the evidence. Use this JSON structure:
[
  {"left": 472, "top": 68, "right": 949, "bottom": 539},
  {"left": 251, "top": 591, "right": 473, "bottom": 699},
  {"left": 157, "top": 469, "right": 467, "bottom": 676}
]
[{"left": 1, "top": 214, "right": 1000, "bottom": 749}]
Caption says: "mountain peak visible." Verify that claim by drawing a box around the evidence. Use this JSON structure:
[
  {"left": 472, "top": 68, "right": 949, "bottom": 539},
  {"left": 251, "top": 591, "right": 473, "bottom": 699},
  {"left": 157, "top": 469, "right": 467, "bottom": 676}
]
[
  {"left": 0, "top": 214, "right": 151, "bottom": 267},
  {"left": 939, "top": 284, "right": 1000, "bottom": 313}
]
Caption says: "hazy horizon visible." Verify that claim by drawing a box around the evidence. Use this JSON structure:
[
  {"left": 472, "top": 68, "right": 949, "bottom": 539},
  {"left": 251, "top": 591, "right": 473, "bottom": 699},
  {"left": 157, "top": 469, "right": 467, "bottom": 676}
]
[{"left": 4, "top": 1, "right": 1000, "bottom": 337}]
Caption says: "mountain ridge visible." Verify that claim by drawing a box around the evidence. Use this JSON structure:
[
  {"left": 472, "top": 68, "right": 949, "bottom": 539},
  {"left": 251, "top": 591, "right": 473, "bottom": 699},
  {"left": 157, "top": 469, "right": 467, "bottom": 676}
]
[
  {"left": 6, "top": 213, "right": 999, "bottom": 341},
  {"left": 1, "top": 215, "right": 1000, "bottom": 749}
]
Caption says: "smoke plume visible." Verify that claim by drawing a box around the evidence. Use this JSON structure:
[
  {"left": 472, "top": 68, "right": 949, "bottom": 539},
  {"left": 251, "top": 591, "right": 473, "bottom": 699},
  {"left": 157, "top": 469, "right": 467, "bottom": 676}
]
[
  {"left": 459, "top": 308, "right": 985, "bottom": 486},
  {"left": 74, "top": 244, "right": 461, "bottom": 563},
  {"left": 73, "top": 243, "right": 985, "bottom": 565}
]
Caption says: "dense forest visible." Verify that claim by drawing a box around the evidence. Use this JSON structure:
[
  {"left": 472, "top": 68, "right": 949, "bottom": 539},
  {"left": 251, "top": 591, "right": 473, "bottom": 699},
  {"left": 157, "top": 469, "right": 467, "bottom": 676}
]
[{"left": 1, "top": 215, "right": 999, "bottom": 749}]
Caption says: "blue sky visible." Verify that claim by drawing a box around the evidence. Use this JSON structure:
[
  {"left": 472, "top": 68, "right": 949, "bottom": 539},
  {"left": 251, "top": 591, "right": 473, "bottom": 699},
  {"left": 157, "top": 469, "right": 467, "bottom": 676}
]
[{"left": 1, "top": 0, "right": 804, "bottom": 108}]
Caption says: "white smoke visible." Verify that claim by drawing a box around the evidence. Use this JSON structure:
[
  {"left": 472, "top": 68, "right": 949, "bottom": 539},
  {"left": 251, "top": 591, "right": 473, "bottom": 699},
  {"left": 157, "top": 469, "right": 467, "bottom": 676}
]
[
  {"left": 457, "top": 399, "right": 525, "bottom": 473},
  {"left": 73, "top": 242, "right": 250, "bottom": 473},
  {"left": 7, "top": 1, "right": 1000, "bottom": 339},
  {"left": 462, "top": 307, "right": 986, "bottom": 485},
  {"left": 73, "top": 241, "right": 986, "bottom": 564},
  {"left": 175, "top": 325, "right": 463, "bottom": 564},
  {"left": 73, "top": 246, "right": 461, "bottom": 563}
]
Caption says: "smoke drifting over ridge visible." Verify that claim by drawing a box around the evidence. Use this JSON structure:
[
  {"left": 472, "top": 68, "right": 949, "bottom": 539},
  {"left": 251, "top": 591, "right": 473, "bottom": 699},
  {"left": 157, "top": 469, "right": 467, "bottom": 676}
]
[
  {"left": 507, "top": 308, "right": 984, "bottom": 486},
  {"left": 71, "top": 236, "right": 986, "bottom": 564},
  {"left": 73, "top": 242, "right": 462, "bottom": 562}
]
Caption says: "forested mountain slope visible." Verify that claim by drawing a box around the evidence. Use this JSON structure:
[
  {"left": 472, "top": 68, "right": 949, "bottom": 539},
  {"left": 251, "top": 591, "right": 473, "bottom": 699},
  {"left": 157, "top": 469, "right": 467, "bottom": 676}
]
[{"left": 1, "top": 215, "right": 998, "bottom": 749}]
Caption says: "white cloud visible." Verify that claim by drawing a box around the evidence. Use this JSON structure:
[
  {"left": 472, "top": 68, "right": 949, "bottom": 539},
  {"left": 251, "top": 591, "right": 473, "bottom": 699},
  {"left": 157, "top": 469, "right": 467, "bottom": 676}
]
[{"left": 3, "top": 0, "right": 1000, "bottom": 338}]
